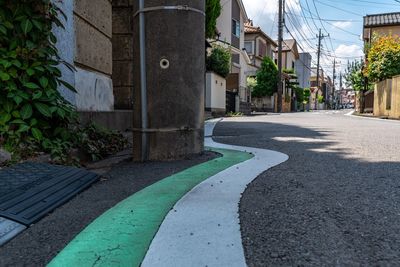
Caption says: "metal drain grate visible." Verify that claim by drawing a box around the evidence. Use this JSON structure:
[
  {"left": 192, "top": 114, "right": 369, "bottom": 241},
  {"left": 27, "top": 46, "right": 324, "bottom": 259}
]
[
  {"left": 0, "top": 217, "right": 26, "bottom": 246},
  {"left": 0, "top": 162, "right": 99, "bottom": 225}
]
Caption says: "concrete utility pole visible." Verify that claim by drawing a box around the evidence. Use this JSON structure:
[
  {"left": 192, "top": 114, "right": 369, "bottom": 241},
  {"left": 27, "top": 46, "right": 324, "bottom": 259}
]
[
  {"left": 315, "top": 29, "right": 329, "bottom": 110},
  {"left": 277, "top": 0, "right": 284, "bottom": 113},
  {"left": 339, "top": 72, "right": 343, "bottom": 108},
  {"left": 132, "top": 1, "right": 205, "bottom": 161},
  {"left": 332, "top": 58, "right": 336, "bottom": 109}
]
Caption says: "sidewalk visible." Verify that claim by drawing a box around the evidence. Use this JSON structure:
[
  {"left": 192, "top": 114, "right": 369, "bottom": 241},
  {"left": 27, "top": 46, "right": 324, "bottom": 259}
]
[{"left": 1, "top": 119, "right": 288, "bottom": 267}]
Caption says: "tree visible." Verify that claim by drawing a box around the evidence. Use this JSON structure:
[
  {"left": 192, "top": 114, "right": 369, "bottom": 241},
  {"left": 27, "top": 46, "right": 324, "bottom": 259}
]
[
  {"left": 344, "top": 60, "right": 366, "bottom": 91},
  {"left": 206, "top": 45, "right": 231, "bottom": 78},
  {"left": 206, "top": 0, "right": 222, "bottom": 39},
  {"left": 294, "top": 86, "right": 304, "bottom": 104},
  {"left": 303, "top": 88, "right": 311, "bottom": 103},
  {"left": 366, "top": 34, "right": 400, "bottom": 82},
  {"left": 252, "top": 57, "right": 278, "bottom": 97}
]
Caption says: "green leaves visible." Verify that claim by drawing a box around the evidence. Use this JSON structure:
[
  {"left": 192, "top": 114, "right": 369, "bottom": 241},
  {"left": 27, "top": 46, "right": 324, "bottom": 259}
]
[
  {"left": 39, "top": 77, "right": 48, "bottom": 88},
  {"left": 20, "top": 104, "right": 33, "bottom": 120},
  {"left": 23, "top": 82, "right": 40, "bottom": 89},
  {"left": 21, "top": 19, "right": 33, "bottom": 35},
  {"left": 253, "top": 57, "right": 279, "bottom": 97},
  {"left": 206, "top": 45, "right": 231, "bottom": 78},
  {"left": 31, "top": 128, "right": 43, "bottom": 140},
  {"left": 0, "top": 71, "right": 10, "bottom": 81},
  {"left": 58, "top": 79, "right": 77, "bottom": 93},
  {"left": 34, "top": 103, "right": 52, "bottom": 117},
  {"left": 0, "top": 1, "right": 77, "bottom": 160}
]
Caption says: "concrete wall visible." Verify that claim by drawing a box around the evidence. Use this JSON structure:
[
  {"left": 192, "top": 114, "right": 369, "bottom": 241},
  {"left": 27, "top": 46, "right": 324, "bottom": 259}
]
[
  {"left": 53, "top": 0, "right": 115, "bottom": 111},
  {"left": 374, "top": 79, "right": 392, "bottom": 117},
  {"left": 52, "top": 0, "right": 76, "bottom": 104},
  {"left": 74, "top": 67, "right": 114, "bottom": 111},
  {"left": 112, "top": 0, "right": 134, "bottom": 109},
  {"left": 206, "top": 72, "right": 226, "bottom": 114},
  {"left": 374, "top": 76, "right": 400, "bottom": 119},
  {"left": 74, "top": 0, "right": 114, "bottom": 111},
  {"left": 252, "top": 96, "right": 275, "bottom": 112},
  {"left": 391, "top": 76, "right": 400, "bottom": 118}
]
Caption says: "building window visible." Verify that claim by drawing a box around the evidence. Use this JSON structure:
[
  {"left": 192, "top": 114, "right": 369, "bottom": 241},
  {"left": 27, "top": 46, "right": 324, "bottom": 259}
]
[
  {"left": 258, "top": 40, "right": 266, "bottom": 57},
  {"left": 232, "top": 19, "right": 240, "bottom": 37},
  {"left": 292, "top": 61, "right": 295, "bottom": 69},
  {"left": 244, "top": 41, "right": 253, "bottom": 54}
]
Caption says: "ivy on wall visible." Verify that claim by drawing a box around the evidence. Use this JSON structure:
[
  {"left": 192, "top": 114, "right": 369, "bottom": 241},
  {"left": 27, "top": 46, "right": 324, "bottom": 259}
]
[{"left": 0, "top": 0, "right": 76, "bottom": 154}]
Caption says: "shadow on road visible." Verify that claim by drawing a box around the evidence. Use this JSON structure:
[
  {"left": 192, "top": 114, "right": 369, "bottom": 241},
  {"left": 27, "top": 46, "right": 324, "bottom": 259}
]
[{"left": 214, "top": 121, "right": 400, "bottom": 266}]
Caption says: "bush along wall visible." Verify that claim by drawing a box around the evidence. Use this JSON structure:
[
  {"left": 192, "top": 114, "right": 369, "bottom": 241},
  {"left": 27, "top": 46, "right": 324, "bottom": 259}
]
[
  {"left": 0, "top": 0, "right": 127, "bottom": 164},
  {"left": 0, "top": 0, "right": 76, "bottom": 156}
]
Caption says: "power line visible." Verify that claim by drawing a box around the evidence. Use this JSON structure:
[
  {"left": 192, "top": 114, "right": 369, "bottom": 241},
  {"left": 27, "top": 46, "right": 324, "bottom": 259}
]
[{"left": 314, "top": 0, "right": 364, "bottom": 16}]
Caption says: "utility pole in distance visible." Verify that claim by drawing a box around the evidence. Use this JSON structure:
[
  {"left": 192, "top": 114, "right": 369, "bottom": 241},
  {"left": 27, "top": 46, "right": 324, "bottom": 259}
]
[
  {"left": 332, "top": 58, "right": 336, "bottom": 109},
  {"left": 315, "top": 29, "right": 329, "bottom": 110},
  {"left": 277, "top": 0, "right": 284, "bottom": 113},
  {"left": 339, "top": 71, "right": 343, "bottom": 108}
]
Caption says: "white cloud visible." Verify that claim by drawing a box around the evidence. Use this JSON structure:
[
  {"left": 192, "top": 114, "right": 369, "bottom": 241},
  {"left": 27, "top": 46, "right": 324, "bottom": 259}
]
[
  {"left": 332, "top": 21, "right": 352, "bottom": 29},
  {"left": 335, "top": 44, "right": 364, "bottom": 58},
  {"left": 243, "top": 0, "right": 301, "bottom": 22}
]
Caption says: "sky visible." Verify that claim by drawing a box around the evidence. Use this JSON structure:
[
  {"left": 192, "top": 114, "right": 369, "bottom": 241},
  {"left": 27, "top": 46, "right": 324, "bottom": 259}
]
[{"left": 242, "top": 0, "right": 400, "bottom": 78}]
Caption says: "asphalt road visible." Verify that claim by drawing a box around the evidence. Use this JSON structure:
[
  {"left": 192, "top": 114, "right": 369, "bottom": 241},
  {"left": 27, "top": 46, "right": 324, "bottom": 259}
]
[
  {"left": 0, "top": 152, "right": 217, "bottom": 267},
  {"left": 214, "top": 111, "right": 400, "bottom": 266}
]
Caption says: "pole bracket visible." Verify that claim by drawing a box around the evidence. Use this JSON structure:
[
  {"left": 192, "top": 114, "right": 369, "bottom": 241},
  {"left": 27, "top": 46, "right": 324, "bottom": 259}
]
[{"left": 132, "top": 127, "right": 201, "bottom": 133}]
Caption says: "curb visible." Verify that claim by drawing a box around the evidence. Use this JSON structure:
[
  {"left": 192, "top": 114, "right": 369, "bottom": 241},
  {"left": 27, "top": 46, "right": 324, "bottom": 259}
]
[
  {"left": 141, "top": 119, "right": 289, "bottom": 267},
  {"left": 47, "top": 148, "right": 253, "bottom": 267}
]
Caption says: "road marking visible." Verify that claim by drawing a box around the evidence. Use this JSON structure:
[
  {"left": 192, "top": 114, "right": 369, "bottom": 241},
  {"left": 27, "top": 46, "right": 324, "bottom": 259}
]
[
  {"left": 142, "top": 120, "right": 289, "bottom": 267},
  {"left": 48, "top": 147, "right": 252, "bottom": 267}
]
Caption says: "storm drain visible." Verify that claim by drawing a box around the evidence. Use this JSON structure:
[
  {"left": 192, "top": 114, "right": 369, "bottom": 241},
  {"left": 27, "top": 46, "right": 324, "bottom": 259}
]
[{"left": 0, "top": 162, "right": 99, "bottom": 226}]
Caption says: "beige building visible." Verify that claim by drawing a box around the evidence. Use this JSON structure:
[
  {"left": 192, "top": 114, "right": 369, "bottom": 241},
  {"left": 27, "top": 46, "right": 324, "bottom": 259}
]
[
  {"left": 310, "top": 67, "right": 325, "bottom": 109},
  {"left": 215, "top": 0, "right": 251, "bottom": 112},
  {"left": 363, "top": 12, "right": 400, "bottom": 43},
  {"left": 277, "top": 39, "right": 300, "bottom": 71},
  {"left": 244, "top": 21, "right": 277, "bottom": 73},
  {"left": 244, "top": 21, "right": 277, "bottom": 112}
]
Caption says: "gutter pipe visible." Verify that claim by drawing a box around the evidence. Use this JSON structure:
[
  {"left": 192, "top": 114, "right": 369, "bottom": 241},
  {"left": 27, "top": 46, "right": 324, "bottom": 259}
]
[{"left": 139, "top": 0, "right": 148, "bottom": 161}]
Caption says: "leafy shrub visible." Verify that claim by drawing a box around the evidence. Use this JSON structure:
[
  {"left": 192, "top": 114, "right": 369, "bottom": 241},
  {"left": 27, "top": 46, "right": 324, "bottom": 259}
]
[
  {"left": 318, "top": 95, "right": 324, "bottom": 104},
  {"left": 367, "top": 34, "right": 400, "bottom": 82},
  {"left": 295, "top": 86, "right": 304, "bottom": 104},
  {"left": 206, "top": 45, "right": 231, "bottom": 78},
  {"left": 206, "top": 0, "right": 222, "bottom": 39},
  {"left": 303, "top": 88, "right": 311, "bottom": 102},
  {"left": 226, "top": 111, "right": 243, "bottom": 117},
  {"left": 0, "top": 1, "right": 128, "bottom": 165},
  {"left": 0, "top": 0, "right": 77, "bottom": 153},
  {"left": 252, "top": 57, "right": 278, "bottom": 97},
  {"left": 75, "top": 123, "right": 128, "bottom": 162}
]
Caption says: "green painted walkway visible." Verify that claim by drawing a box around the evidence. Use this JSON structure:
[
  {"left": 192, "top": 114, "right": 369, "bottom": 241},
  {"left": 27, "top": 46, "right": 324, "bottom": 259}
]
[{"left": 48, "top": 148, "right": 252, "bottom": 267}]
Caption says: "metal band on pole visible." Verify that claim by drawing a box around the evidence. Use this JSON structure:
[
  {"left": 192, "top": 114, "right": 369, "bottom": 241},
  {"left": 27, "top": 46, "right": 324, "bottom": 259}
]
[
  {"left": 132, "top": 127, "right": 201, "bottom": 133},
  {"left": 133, "top": 5, "right": 206, "bottom": 18}
]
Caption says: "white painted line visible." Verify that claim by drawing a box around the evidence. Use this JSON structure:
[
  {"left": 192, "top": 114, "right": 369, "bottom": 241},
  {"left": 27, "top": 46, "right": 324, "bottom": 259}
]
[
  {"left": 344, "top": 111, "right": 400, "bottom": 124},
  {"left": 345, "top": 110, "right": 355, "bottom": 116},
  {"left": 142, "top": 120, "right": 289, "bottom": 267}
]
